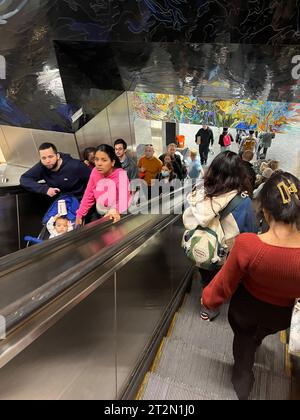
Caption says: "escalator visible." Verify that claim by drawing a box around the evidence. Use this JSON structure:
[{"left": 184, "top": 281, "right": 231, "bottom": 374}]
[
  {"left": 0, "top": 189, "right": 299, "bottom": 400},
  {"left": 138, "top": 276, "right": 292, "bottom": 400},
  {"left": 0, "top": 192, "right": 192, "bottom": 399}
]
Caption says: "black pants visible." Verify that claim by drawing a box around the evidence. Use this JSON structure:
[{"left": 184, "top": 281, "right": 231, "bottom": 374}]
[
  {"left": 228, "top": 285, "right": 292, "bottom": 399},
  {"left": 199, "top": 145, "right": 210, "bottom": 165}
]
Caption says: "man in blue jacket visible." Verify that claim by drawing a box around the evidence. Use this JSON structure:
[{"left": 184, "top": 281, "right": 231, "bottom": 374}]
[{"left": 20, "top": 142, "right": 91, "bottom": 198}]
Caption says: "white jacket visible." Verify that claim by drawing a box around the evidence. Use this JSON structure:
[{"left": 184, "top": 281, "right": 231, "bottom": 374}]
[
  {"left": 47, "top": 216, "right": 73, "bottom": 239},
  {"left": 183, "top": 187, "right": 254, "bottom": 250}
]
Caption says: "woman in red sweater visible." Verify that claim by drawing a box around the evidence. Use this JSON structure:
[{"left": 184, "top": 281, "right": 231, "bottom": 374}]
[{"left": 202, "top": 171, "right": 300, "bottom": 400}]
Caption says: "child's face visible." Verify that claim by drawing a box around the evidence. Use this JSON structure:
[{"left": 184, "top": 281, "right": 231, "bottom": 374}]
[{"left": 55, "top": 218, "right": 69, "bottom": 234}]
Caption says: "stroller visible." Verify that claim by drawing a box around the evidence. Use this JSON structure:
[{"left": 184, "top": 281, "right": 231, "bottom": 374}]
[{"left": 25, "top": 195, "right": 80, "bottom": 245}]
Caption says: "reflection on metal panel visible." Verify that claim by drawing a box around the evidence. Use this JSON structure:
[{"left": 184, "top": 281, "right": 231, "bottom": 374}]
[
  {"left": 107, "top": 92, "right": 133, "bottom": 150},
  {"left": 126, "top": 92, "right": 137, "bottom": 156},
  {"left": 32, "top": 129, "right": 78, "bottom": 159},
  {"left": 0, "top": 128, "right": 9, "bottom": 163},
  {"left": 0, "top": 188, "right": 51, "bottom": 256},
  {"left": 0, "top": 141, "right": 5, "bottom": 163},
  {"left": 115, "top": 222, "right": 188, "bottom": 397},
  {"left": 0, "top": 194, "right": 18, "bottom": 257},
  {"left": 0, "top": 211, "right": 190, "bottom": 399},
  {"left": 0, "top": 126, "right": 78, "bottom": 168},
  {"left": 75, "top": 92, "right": 136, "bottom": 155},
  {"left": 133, "top": 118, "right": 163, "bottom": 160},
  {"left": 75, "top": 106, "right": 111, "bottom": 153},
  {"left": 0, "top": 277, "right": 116, "bottom": 400},
  {"left": 0, "top": 126, "right": 37, "bottom": 167}
]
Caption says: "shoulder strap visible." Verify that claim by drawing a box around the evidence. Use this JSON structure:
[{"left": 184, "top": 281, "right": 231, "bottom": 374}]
[{"left": 219, "top": 195, "right": 245, "bottom": 221}]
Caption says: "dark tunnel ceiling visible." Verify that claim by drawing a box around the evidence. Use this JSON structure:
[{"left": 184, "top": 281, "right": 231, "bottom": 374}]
[
  {"left": 55, "top": 41, "right": 300, "bottom": 111},
  {"left": 2, "top": 0, "right": 300, "bottom": 132}
]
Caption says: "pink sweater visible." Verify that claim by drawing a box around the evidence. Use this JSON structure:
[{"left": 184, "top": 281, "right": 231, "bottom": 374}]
[{"left": 76, "top": 168, "right": 131, "bottom": 218}]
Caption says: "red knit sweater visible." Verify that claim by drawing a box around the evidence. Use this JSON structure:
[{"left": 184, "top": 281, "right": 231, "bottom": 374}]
[{"left": 202, "top": 233, "right": 300, "bottom": 309}]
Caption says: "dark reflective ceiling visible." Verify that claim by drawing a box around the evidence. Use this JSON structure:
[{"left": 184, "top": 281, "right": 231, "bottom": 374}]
[
  {"left": 0, "top": 1, "right": 300, "bottom": 131},
  {"left": 56, "top": 41, "right": 300, "bottom": 104}
]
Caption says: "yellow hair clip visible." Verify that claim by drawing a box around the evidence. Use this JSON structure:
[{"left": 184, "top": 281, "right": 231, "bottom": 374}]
[{"left": 277, "top": 181, "right": 298, "bottom": 204}]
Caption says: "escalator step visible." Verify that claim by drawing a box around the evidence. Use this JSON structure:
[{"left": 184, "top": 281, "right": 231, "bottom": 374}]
[
  {"left": 141, "top": 372, "right": 226, "bottom": 400},
  {"left": 153, "top": 337, "right": 291, "bottom": 400}
]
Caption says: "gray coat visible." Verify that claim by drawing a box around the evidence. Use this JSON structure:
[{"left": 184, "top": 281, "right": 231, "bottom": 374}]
[{"left": 258, "top": 132, "right": 275, "bottom": 148}]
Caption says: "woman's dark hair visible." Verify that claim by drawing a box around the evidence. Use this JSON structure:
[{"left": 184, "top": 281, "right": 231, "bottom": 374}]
[
  {"left": 204, "top": 151, "right": 253, "bottom": 197},
  {"left": 83, "top": 147, "right": 96, "bottom": 161},
  {"left": 95, "top": 144, "right": 122, "bottom": 168},
  {"left": 260, "top": 171, "right": 300, "bottom": 225}
]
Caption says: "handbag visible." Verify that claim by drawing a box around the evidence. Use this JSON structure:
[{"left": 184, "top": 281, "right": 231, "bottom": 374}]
[
  {"left": 289, "top": 298, "right": 300, "bottom": 356},
  {"left": 196, "top": 136, "right": 201, "bottom": 145},
  {"left": 223, "top": 133, "right": 231, "bottom": 146}
]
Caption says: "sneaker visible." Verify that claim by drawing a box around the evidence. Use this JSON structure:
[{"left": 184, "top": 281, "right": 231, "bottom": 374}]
[{"left": 200, "top": 311, "right": 211, "bottom": 321}]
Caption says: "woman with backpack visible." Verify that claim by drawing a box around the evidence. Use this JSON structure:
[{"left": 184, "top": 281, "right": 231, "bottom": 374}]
[
  {"left": 201, "top": 171, "right": 300, "bottom": 400},
  {"left": 182, "top": 151, "right": 257, "bottom": 321},
  {"left": 239, "top": 130, "right": 258, "bottom": 157},
  {"left": 219, "top": 127, "right": 233, "bottom": 152}
]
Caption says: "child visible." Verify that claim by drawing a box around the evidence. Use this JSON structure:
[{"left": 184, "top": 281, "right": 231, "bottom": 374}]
[{"left": 47, "top": 215, "right": 73, "bottom": 238}]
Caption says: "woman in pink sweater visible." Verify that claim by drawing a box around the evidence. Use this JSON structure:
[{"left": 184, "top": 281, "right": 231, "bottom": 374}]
[
  {"left": 76, "top": 144, "right": 131, "bottom": 224},
  {"left": 202, "top": 171, "right": 300, "bottom": 400}
]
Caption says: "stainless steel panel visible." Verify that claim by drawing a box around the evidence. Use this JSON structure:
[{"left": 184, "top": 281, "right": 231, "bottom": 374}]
[
  {"left": 75, "top": 92, "right": 136, "bottom": 156},
  {"left": 0, "top": 277, "right": 116, "bottom": 400},
  {"left": 32, "top": 129, "right": 78, "bottom": 159},
  {"left": 0, "top": 189, "right": 52, "bottom": 256},
  {"left": 107, "top": 92, "right": 133, "bottom": 150},
  {"left": 0, "top": 126, "right": 38, "bottom": 167},
  {"left": 75, "top": 107, "right": 111, "bottom": 153},
  {"left": 0, "top": 136, "right": 5, "bottom": 163},
  {"left": 0, "top": 164, "right": 27, "bottom": 187},
  {"left": 115, "top": 221, "right": 190, "bottom": 397},
  {"left": 0, "top": 195, "right": 18, "bottom": 257},
  {"left": 17, "top": 192, "right": 52, "bottom": 249},
  {"left": 0, "top": 127, "right": 12, "bottom": 164},
  {"left": 0, "top": 210, "right": 191, "bottom": 399},
  {"left": 126, "top": 92, "right": 136, "bottom": 155},
  {"left": 0, "top": 213, "right": 170, "bottom": 327},
  {"left": 0, "top": 126, "right": 78, "bottom": 168}
]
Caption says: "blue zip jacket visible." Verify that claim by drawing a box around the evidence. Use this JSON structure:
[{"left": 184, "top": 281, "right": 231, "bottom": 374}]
[{"left": 20, "top": 153, "right": 91, "bottom": 197}]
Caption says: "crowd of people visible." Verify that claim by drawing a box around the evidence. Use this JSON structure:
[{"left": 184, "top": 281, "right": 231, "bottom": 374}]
[
  {"left": 183, "top": 131, "right": 300, "bottom": 400},
  {"left": 19, "top": 138, "right": 203, "bottom": 236}
]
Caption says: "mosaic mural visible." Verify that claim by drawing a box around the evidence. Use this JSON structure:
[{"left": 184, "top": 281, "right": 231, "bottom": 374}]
[{"left": 133, "top": 92, "right": 300, "bottom": 134}]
